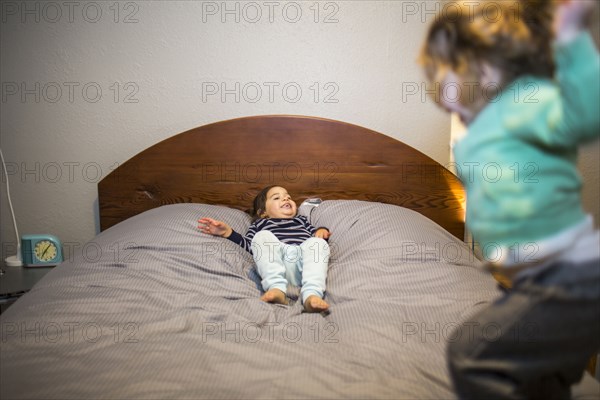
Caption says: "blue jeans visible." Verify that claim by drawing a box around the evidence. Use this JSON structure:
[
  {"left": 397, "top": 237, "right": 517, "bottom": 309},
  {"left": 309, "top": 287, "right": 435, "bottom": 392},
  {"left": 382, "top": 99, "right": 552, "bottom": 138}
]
[
  {"left": 251, "top": 230, "right": 330, "bottom": 303},
  {"left": 447, "top": 258, "right": 600, "bottom": 399}
]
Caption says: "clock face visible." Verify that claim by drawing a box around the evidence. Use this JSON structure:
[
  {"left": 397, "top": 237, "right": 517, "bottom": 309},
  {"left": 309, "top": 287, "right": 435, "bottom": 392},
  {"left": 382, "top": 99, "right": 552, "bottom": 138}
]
[
  {"left": 34, "top": 240, "right": 58, "bottom": 262},
  {"left": 21, "top": 234, "right": 63, "bottom": 267}
]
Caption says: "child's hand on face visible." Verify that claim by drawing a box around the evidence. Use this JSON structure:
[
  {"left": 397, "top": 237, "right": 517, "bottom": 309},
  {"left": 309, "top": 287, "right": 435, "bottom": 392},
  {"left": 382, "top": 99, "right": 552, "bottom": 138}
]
[
  {"left": 554, "top": 0, "right": 597, "bottom": 43},
  {"left": 198, "top": 217, "right": 233, "bottom": 238},
  {"left": 314, "top": 228, "right": 331, "bottom": 240}
]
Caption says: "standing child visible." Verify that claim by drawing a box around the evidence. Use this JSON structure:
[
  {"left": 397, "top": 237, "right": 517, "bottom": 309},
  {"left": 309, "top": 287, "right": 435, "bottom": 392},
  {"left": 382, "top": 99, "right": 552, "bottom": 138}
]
[
  {"left": 198, "top": 185, "right": 331, "bottom": 313},
  {"left": 419, "top": 0, "right": 599, "bottom": 398}
]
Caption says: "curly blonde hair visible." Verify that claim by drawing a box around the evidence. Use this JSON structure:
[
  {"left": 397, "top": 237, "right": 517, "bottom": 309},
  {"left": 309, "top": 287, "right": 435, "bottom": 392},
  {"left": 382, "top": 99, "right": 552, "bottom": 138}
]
[{"left": 419, "top": 0, "right": 555, "bottom": 108}]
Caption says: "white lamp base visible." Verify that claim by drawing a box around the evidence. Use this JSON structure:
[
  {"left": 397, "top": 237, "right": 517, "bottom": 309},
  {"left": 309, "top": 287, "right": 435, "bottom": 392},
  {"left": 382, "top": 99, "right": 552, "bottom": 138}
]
[{"left": 5, "top": 255, "right": 23, "bottom": 267}]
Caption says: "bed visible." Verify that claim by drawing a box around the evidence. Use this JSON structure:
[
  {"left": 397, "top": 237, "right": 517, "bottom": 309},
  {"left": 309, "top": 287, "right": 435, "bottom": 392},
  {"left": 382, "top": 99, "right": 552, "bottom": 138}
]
[{"left": 1, "top": 115, "right": 598, "bottom": 399}]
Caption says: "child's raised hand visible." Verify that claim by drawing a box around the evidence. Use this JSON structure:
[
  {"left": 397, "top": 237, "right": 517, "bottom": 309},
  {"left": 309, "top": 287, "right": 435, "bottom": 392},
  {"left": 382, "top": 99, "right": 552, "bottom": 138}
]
[
  {"left": 198, "top": 217, "right": 232, "bottom": 238},
  {"left": 554, "top": 0, "right": 597, "bottom": 44}
]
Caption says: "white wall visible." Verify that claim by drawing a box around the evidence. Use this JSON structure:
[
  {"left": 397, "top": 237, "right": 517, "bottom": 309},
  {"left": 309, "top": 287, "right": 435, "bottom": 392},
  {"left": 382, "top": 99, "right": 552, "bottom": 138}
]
[{"left": 1, "top": 1, "right": 599, "bottom": 260}]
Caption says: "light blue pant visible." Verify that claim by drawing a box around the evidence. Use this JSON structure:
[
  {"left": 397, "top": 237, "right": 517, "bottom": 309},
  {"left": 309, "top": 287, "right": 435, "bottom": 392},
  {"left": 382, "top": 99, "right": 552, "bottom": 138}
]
[{"left": 251, "top": 230, "right": 330, "bottom": 303}]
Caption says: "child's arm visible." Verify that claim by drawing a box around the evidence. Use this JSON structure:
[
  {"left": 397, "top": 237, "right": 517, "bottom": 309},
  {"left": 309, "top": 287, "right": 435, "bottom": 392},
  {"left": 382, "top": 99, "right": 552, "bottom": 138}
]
[
  {"left": 198, "top": 217, "right": 255, "bottom": 253},
  {"left": 198, "top": 217, "right": 233, "bottom": 238},
  {"left": 550, "top": 0, "right": 599, "bottom": 145},
  {"left": 226, "top": 229, "right": 254, "bottom": 253},
  {"left": 511, "top": 1, "right": 599, "bottom": 148}
]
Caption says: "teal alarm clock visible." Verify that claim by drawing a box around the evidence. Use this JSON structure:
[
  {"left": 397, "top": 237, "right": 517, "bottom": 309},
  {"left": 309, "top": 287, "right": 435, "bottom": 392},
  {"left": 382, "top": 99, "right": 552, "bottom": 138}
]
[{"left": 21, "top": 234, "right": 63, "bottom": 267}]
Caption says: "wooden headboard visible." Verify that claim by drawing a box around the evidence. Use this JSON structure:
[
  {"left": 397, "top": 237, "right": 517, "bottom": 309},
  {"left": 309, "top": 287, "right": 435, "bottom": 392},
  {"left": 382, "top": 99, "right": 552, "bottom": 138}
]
[{"left": 98, "top": 115, "right": 465, "bottom": 238}]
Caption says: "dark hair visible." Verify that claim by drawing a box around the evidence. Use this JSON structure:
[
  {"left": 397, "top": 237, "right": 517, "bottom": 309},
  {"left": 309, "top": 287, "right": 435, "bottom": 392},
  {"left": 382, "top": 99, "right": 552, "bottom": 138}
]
[
  {"left": 251, "top": 185, "right": 278, "bottom": 221},
  {"left": 419, "top": 0, "right": 555, "bottom": 107}
]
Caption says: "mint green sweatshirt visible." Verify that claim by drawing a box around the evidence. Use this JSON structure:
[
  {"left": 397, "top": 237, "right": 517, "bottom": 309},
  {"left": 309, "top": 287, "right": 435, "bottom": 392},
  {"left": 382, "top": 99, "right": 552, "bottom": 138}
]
[{"left": 453, "top": 32, "right": 600, "bottom": 261}]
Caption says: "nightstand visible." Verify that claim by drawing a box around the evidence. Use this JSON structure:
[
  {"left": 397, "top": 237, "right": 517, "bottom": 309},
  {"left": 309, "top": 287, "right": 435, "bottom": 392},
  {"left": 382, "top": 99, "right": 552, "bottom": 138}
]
[{"left": 0, "top": 263, "right": 53, "bottom": 314}]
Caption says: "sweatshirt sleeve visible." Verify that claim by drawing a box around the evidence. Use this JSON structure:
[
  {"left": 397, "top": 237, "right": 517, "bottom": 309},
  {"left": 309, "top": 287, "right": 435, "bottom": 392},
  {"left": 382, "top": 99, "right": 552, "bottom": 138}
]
[
  {"left": 505, "top": 32, "right": 600, "bottom": 148},
  {"left": 226, "top": 221, "right": 260, "bottom": 254},
  {"left": 298, "top": 215, "right": 328, "bottom": 237},
  {"left": 551, "top": 31, "right": 600, "bottom": 145}
]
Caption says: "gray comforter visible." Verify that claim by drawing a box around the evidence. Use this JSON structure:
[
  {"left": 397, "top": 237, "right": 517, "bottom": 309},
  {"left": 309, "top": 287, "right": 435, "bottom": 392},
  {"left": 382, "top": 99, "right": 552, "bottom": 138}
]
[{"left": 1, "top": 201, "right": 597, "bottom": 399}]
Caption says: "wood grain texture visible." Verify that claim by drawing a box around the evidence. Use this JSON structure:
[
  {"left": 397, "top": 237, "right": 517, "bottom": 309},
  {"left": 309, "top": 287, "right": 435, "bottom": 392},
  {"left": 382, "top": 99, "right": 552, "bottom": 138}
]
[{"left": 98, "top": 115, "right": 465, "bottom": 238}]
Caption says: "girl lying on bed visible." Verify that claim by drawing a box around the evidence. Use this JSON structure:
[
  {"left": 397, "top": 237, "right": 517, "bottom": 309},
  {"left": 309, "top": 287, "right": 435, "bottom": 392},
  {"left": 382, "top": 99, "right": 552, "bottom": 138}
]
[{"left": 198, "top": 185, "right": 331, "bottom": 313}]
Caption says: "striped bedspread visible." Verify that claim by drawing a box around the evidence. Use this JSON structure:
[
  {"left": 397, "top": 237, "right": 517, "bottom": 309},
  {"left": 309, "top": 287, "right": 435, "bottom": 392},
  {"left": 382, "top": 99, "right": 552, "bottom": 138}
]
[{"left": 2, "top": 201, "right": 597, "bottom": 398}]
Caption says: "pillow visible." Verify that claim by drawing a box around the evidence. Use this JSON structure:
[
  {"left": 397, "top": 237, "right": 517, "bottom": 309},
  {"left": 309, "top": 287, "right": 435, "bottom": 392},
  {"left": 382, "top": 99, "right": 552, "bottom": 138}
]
[
  {"left": 305, "top": 200, "right": 477, "bottom": 267},
  {"left": 298, "top": 200, "right": 493, "bottom": 304},
  {"left": 49, "top": 204, "right": 256, "bottom": 296},
  {"left": 96, "top": 203, "right": 251, "bottom": 245},
  {"left": 65, "top": 203, "right": 253, "bottom": 270}
]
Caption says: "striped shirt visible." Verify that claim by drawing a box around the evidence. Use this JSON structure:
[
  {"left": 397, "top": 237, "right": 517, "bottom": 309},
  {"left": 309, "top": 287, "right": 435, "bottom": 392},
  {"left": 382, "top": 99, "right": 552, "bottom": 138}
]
[{"left": 227, "top": 215, "right": 325, "bottom": 254}]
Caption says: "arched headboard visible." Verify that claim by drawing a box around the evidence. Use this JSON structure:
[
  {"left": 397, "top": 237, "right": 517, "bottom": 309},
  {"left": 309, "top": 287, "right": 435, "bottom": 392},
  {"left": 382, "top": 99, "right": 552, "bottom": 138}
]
[{"left": 98, "top": 115, "right": 465, "bottom": 238}]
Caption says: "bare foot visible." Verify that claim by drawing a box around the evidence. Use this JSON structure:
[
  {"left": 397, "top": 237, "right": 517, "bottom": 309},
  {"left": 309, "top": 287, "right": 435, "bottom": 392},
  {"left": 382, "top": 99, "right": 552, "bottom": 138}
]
[
  {"left": 260, "top": 288, "right": 288, "bottom": 305},
  {"left": 304, "top": 295, "right": 329, "bottom": 313}
]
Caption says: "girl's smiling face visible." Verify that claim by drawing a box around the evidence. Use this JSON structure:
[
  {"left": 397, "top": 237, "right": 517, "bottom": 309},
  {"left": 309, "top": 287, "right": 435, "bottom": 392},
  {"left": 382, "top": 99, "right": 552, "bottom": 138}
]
[{"left": 262, "top": 186, "right": 297, "bottom": 219}]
